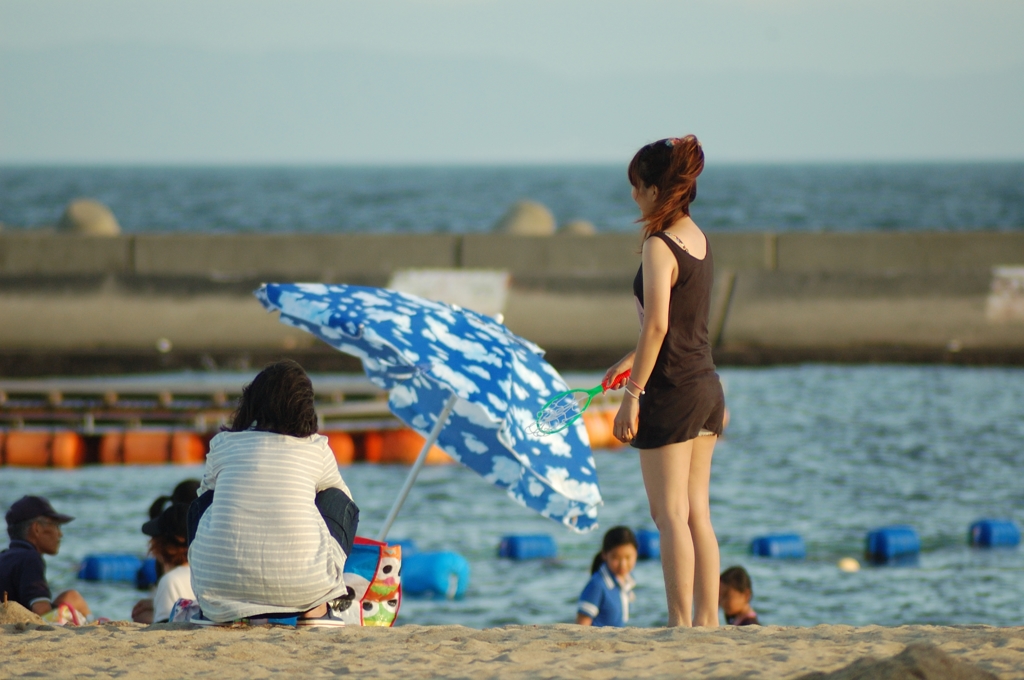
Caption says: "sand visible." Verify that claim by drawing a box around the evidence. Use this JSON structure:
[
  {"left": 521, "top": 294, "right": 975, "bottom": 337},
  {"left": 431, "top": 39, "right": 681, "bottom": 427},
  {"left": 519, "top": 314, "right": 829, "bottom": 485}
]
[{"left": 1, "top": 598, "right": 1021, "bottom": 680}]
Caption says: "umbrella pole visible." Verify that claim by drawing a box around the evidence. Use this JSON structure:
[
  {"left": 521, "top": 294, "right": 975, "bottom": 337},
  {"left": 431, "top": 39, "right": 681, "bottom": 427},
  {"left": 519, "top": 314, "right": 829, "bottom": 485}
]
[{"left": 376, "top": 392, "right": 459, "bottom": 542}]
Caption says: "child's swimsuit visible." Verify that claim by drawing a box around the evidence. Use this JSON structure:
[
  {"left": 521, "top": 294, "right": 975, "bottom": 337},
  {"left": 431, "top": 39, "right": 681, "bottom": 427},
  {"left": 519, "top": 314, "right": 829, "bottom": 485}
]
[{"left": 577, "top": 563, "right": 636, "bottom": 627}]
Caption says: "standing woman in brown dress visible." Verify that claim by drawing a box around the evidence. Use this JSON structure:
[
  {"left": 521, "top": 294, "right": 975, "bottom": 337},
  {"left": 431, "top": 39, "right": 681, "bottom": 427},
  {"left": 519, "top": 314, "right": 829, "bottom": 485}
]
[{"left": 605, "top": 135, "right": 726, "bottom": 627}]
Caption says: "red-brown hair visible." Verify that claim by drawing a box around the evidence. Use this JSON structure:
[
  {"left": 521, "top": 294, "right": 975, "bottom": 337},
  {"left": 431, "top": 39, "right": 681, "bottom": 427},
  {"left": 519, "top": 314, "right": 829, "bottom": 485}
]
[
  {"left": 149, "top": 536, "right": 189, "bottom": 568},
  {"left": 627, "top": 135, "right": 705, "bottom": 240}
]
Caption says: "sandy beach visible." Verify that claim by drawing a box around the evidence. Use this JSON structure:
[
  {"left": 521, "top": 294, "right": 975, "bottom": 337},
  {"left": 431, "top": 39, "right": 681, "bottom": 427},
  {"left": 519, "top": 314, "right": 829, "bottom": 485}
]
[{"left": 1, "top": 600, "right": 1019, "bottom": 679}]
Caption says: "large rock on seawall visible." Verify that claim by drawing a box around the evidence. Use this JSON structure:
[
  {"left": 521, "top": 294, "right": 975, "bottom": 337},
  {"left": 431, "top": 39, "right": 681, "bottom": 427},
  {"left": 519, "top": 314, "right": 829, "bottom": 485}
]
[
  {"left": 493, "top": 200, "right": 555, "bottom": 235},
  {"left": 57, "top": 199, "right": 121, "bottom": 236},
  {"left": 558, "top": 219, "right": 596, "bottom": 235}
]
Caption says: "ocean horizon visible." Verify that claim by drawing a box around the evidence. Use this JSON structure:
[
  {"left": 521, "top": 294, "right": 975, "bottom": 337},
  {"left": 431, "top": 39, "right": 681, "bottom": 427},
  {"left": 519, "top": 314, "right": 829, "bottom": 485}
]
[{"left": 2, "top": 162, "right": 1022, "bottom": 235}]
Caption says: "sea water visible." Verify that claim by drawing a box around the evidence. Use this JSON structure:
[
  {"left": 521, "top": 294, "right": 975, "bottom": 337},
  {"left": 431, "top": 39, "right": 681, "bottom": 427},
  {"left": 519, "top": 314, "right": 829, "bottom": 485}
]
[
  {"left": 2, "top": 365, "right": 1023, "bottom": 628},
  {"left": 1, "top": 164, "right": 1023, "bottom": 233}
]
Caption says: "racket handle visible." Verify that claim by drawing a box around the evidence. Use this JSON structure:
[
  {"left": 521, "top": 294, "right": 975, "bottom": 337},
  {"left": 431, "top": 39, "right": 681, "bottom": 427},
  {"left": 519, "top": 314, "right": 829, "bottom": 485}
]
[{"left": 602, "top": 369, "right": 632, "bottom": 392}]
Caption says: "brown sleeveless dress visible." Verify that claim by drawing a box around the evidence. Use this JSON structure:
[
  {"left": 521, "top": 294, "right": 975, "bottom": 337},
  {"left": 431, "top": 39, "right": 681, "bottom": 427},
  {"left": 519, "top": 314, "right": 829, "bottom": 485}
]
[{"left": 631, "top": 231, "right": 726, "bottom": 449}]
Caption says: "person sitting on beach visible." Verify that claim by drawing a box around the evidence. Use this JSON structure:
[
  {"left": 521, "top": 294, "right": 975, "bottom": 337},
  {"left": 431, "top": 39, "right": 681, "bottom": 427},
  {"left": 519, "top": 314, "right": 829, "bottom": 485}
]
[
  {"left": 188, "top": 360, "right": 357, "bottom": 626},
  {"left": 131, "top": 503, "right": 194, "bottom": 624},
  {"left": 148, "top": 479, "right": 200, "bottom": 521},
  {"left": 719, "top": 565, "right": 759, "bottom": 626},
  {"left": 576, "top": 526, "right": 638, "bottom": 627},
  {"left": 144, "top": 478, "right": 200, "bottom": 582},
  {"left": 0, "top": 496, "right": 91, "bottom": 622}
]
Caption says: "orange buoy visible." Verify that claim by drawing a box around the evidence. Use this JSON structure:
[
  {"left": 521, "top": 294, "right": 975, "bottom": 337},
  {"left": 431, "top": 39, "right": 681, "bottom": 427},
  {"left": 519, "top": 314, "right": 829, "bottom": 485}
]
[
  {"left": 324, "top": 431, "right": 355, "bottom": 466},
  {"left": 582, "top": 411, "right": 613, "bottom": 450},
  {"left": 50, "top": 432, "right": 85, "bottom": 468},
  {"left": 171, "top": 432, "right": 206, "bottom": 465},
  {"left": 2, "top": 431, "right": 83, "bottom": 468},
  {"left": 380, "top": 429, "right": 454, "bottom": 465},
  {"left": 99, "top": 432, "right": 124, "bottom": 464},
  {"left": 601, "top": 410, "right": 625, "bottom": 449},
  {"left": 122, "top": 431, "right": 171, "bottom": 465},
  {"left": 361, "top": 431, "right": 384, "bottom": 463},
  {"left": 5, "top": 432, "right": 53, "bottom": 467}
]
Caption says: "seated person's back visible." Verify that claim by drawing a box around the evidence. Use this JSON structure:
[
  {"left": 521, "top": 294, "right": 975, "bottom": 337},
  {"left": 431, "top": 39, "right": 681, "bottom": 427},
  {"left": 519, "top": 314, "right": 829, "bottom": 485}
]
[{"left": 188, "top": 360, "right": 355, "bottom": 624}]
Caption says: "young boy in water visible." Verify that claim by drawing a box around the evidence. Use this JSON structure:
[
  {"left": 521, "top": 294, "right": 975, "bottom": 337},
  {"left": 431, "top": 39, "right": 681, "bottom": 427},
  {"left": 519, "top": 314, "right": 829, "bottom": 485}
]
[{"left": 719, "top": 566, "right": 759, "bottom": 626}]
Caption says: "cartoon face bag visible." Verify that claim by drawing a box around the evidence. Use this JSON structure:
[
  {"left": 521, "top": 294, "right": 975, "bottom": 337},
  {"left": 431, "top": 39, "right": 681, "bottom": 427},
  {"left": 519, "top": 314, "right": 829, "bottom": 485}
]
[{"left": 340, "top": 537, "right": 402, "bottom": 626}]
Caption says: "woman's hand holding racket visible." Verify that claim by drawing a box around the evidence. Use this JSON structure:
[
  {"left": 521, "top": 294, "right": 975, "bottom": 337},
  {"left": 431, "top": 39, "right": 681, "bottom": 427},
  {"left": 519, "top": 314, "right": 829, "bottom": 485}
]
[{"left": 534, "top": 369, "right": 632, "bottom": 435}]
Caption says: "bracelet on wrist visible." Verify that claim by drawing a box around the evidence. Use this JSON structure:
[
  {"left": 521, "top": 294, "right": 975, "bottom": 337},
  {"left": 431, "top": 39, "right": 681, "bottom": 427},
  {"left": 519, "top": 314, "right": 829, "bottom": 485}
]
[
  {"left": 627, "top": 378, "right": 646, "bottom": 395},
  {"left": 624, "top": 387, "right": 641, "bottom": 400}
]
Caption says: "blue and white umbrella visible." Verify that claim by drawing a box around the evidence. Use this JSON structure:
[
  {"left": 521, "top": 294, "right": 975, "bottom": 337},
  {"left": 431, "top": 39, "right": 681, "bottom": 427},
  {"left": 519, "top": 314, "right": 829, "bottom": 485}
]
[{"left": 256, "top": 283, "right": 602, "bottom": 535}]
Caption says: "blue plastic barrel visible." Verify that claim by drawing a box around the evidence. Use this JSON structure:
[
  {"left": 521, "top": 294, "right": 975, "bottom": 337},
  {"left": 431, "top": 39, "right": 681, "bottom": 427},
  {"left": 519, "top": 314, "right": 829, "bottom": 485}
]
[
  {"left": 498, "top": 534, "right": 557, "bottom": 560},
  {"left": 402, "top": 551, "right": 470, "bottom": 599},
  {"left": 135, "top": 557, "right": 159, "bottom": 589},
  {"left": 970, "top": 519, "right": 1021, "bottom": 548},
  {"left": 78, "top": 554, "right": 143, "bottom": 582},
  {"left": 750, "top": 534, "right": 806, "bottom": 559},
  {"left": 636, "top": 528, "right": 660, "bottom": 560},
  {"left": 866, "top": 525, "right": 920, "bottom": 563},
  {"left": 391, "top": 538, "right": 419, "bottom": 557}
]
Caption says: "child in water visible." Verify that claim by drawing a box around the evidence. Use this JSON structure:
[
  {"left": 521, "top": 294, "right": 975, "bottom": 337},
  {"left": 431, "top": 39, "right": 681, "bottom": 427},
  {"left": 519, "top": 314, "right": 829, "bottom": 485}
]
[
  {"left": 576, "top": 526, "right": 638, "bottom": 627},
  {"left": 719, "top": 565, "right": 759, "bottom": 626}
]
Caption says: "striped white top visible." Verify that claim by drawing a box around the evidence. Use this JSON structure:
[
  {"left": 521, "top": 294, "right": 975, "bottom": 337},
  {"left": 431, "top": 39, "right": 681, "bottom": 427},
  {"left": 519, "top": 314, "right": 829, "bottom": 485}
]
[{"left": 189, "top": 430, "right": 353, "bottom": 622}]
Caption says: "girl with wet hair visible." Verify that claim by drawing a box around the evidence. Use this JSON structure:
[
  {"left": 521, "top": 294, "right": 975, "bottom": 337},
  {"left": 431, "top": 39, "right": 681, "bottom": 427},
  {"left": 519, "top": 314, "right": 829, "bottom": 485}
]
[{"left": 603, "top": 135, "right": 726, "bottom": 627}]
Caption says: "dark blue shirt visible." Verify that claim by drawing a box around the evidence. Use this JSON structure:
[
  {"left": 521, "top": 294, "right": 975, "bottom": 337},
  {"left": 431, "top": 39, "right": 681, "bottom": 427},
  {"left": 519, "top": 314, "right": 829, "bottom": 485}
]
[{"left": 0, "top": 539, "right": 51, "bottom": 610}]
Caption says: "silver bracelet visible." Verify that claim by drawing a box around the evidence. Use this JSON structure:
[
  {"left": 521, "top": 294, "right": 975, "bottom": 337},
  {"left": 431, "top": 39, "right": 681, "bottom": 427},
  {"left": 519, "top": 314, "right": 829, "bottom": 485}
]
[{"left": 624, "top": 387, "right": 641, "bottom": 400}]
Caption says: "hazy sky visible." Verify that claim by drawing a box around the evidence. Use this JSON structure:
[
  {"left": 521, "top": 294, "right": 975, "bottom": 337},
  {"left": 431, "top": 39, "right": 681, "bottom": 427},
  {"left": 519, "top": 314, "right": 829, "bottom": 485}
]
[{"left": 1, "top": 0, "right": 1022, "bottom": 164}]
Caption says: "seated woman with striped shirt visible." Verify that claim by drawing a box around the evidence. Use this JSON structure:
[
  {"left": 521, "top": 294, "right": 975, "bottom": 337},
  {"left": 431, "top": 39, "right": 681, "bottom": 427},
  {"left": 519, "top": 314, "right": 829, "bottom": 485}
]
[{"left": 188, "top": 360, "right": 357, "bottom": 626}]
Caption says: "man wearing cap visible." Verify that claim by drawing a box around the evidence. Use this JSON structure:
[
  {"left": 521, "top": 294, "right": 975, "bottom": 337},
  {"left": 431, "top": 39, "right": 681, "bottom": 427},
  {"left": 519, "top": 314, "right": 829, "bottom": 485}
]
[{"left": 0, "top": 495, "right": 91, "bottom": 617}]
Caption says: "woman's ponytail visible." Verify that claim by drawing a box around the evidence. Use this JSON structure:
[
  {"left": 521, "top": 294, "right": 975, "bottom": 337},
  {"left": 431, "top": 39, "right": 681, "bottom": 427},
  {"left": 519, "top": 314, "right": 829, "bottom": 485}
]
[{"left": 627, "top": 135, "right": 705, "bottom": 240}]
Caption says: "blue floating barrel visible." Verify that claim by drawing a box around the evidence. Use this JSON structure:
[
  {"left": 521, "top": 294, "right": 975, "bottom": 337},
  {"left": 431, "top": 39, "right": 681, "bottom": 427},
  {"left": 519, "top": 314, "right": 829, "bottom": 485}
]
[
  {"left": 391, "top": 538, "right": 419, "bottom": 557},
  {"left": 635, "top": 528, "right": 660, "bottom": 560},
  {"left": 498, "top": 534, "right": 557, "bottom": 560},
  {"left": 970, "top": 519, "right": 1021, "bottom": 548},
  {"left": 78, "top": 554, "right": 143, "bottom": 582},
  {"left": 750, "top": 534, "right": 806, "bottom": 559},
  {"left": 136, "top": 557, "right": 159, "bottom": 589},
  {"left": 402, "top": 551, "right": 470, "bottom": 599},
  {"left": 866, "top": 525, "right": 920, "bottom": 563}
]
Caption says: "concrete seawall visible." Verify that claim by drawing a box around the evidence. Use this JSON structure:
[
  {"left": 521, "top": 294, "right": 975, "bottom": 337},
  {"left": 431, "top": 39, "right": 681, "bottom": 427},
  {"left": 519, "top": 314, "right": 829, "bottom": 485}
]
[{"left": 1, "top": 231, "right": 1022, "bottom": 375}]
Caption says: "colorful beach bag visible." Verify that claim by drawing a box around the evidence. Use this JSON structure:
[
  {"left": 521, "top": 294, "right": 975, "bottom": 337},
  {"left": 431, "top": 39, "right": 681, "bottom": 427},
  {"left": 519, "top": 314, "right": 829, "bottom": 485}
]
[{"left": 340, "top": 537, "right": 402, "bottom": 627}]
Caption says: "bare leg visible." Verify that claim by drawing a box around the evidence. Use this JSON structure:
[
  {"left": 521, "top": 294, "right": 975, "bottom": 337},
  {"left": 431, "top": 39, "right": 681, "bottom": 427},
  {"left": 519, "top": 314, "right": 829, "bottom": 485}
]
[
  {"left": 640, "top": 441, "right": 695, "bottom": 627},
  {"left": 53, "top": 590, "right": 91, "bottom": 616},
  {"left": 689, "top": 435, "right": 720, "bottom": 627},
  {"left": 301, "top": 603, "right": 327, "bottom": 618}
]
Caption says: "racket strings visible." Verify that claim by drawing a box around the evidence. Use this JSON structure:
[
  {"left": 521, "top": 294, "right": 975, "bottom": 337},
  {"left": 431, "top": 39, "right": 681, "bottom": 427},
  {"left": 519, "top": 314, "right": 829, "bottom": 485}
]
[{"left": 536, "top": 391, "right": 589, "bottom": 433}]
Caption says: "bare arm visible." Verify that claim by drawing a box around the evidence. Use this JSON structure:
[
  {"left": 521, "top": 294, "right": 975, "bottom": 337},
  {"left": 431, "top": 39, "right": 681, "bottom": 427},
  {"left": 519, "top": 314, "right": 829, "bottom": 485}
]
[
  {"left": 575, "top": 613, "right": 594, "bottom": 626},
  {"left": 30, "top": 600, "right": 53, "bottom": 615},
  {"left": 613, "top": 237, "right": 676, "bottom": 442},
  {"left": 602, "top": 351, "right": 635, "bottom": 389}
]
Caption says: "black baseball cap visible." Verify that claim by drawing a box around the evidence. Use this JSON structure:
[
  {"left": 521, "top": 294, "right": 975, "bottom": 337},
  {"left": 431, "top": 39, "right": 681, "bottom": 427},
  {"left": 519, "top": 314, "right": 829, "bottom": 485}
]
[
  {"left": 5, "top": 496, "right": 75, "bottom": 526},
  {"left": 142, "top": 502, "right": 190, "bottom": 541}
]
